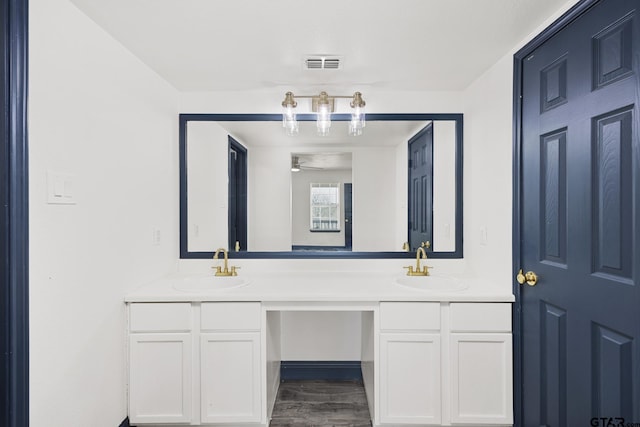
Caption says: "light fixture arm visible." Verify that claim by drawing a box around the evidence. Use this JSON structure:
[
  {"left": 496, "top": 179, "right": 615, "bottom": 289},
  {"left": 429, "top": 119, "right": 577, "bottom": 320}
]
[
  {"left": 280, "top": 90, "right": 366, "bottom": 136},
  {"left": 281, "top": 91, "right": 365, "bottom": 113}
]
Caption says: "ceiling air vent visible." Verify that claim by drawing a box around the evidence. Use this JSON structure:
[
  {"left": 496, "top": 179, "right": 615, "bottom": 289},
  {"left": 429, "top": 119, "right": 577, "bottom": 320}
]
[
  {"left": 304, "top": 56, "right": 342, "bottom": 70},
  {"left": 323, "top": 58, "right": 340, "bottom": 69}
]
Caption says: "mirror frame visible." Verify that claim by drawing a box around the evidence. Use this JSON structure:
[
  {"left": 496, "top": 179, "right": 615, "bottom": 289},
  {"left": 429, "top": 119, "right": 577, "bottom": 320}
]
[{"left": 179, "top": 113, "right": 463, "bottom": 259}]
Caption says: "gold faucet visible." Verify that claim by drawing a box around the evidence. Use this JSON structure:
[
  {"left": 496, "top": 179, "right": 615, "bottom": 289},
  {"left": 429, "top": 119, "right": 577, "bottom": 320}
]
[
  {"left": 404, "top": 247, "right": 432, "bottom": 276},
  {"left": 212, "top": 248, "right": 239, "bottom": 276}
]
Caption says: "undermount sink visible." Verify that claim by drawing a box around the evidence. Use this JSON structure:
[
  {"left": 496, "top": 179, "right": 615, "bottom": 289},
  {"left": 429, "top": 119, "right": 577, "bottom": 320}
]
[
  {"left": 394, "top": 275, "right": 468, "bottom": 292},
  {"left": 173, "top": 275, "right": 249, "bottom": 292}
]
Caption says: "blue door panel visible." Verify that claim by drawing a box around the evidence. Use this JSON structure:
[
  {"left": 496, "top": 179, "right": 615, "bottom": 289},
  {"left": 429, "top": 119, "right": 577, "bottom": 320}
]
[
  {"left": 408, "top": 123, "right": 433, "bottom": 251},
  {"left": 591, "top": 324, "right": 634, "bottom": 416},
  {"left": 520, "top": 1, "right": 640, "bottom": 425},
  {"left": 540, "top": 302, "right": 568, "bottom": 427},
  {"left": 592, "top": 108, "right": 634, "bottom": 281}
]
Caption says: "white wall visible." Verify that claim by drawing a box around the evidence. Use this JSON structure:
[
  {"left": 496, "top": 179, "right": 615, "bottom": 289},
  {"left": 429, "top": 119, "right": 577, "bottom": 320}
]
[
  {"left": 351, "top": 148, "right": 398, "bottom": 251},
  {"left": 462, "top": 0, "right": 578, "bottom": 287},
  {"left": 179, "top": 89, "right": 466, "bottom": 114},
  {"left": 432, "top": 121, "right": 457, "bottom": 252},
  {"left": 395, "top": 137, "right": 409, "bottom": 248},
  {"left": 280, "top": 312, "right": 362, "bottom": 361},
  {"left": 463, "top": 55, "right": 515, "bottom": 287},
  {"left": 247, "top": 146, "right": 293, "bottom": 251},
  {"left": 187, "top": 121, "right": 228, "bottom": 251},
  {"left": 29, "top": 0, "right": 178, "bottom": 426}
]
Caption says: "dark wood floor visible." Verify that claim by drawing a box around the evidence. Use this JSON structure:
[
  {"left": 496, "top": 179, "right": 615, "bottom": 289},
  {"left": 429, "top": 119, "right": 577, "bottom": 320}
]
[{"left": 270, "top": 380, "right": 371, "bottom": 427}]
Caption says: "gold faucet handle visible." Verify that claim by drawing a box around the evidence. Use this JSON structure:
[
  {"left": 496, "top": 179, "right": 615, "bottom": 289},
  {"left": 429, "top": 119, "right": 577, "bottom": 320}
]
[
  {"left": 212, "top": 266, "right": 222, "bottom": 274},
  {"left": 403, "top": 266, "right": 415, "bottom": 275},
  {"left": 230, "top": 266, "right": 240, "bottom": 276}
]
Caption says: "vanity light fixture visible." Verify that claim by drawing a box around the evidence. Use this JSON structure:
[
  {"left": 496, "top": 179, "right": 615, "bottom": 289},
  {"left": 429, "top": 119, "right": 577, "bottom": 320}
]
[
  {"left": 282, "top": 92, "right": 299, "bottom": 136},
  {"left": 281, "top": 91, "right": 366, "bottom": 136}
]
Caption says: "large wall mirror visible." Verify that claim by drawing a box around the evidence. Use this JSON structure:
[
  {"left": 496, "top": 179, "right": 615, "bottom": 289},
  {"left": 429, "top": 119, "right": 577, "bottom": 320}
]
[{"left": 180, "top": 114, "right": 463, "bottom": 259}]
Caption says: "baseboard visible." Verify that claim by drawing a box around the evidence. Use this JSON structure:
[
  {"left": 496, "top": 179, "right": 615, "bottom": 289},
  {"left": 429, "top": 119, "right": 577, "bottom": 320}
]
[
  {"left": 280, "top": 361, "right": 362, "bottom": 381},
  {"left": 119, "top": 417, "right": 130, "bottom": 427}
]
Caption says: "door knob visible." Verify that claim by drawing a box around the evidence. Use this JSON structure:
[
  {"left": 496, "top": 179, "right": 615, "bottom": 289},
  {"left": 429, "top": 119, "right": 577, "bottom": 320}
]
[
  {"left": 421, "top": 241, "right": 431, "bottom": 249},
  {"left": 517, "top": 269, "right": 538, "bottom": 286}
]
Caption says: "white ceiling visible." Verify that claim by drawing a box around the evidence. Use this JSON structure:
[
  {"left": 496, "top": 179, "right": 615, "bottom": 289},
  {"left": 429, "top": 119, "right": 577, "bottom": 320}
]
[{"left": 70, "top": 0, "right": 569, "bottom": 92}]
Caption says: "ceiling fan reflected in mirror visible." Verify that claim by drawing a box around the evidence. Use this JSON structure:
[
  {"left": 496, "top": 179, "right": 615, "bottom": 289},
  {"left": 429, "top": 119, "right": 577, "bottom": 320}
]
[{"left": 291, "top": 155, "right": 325, "bottom": 172}]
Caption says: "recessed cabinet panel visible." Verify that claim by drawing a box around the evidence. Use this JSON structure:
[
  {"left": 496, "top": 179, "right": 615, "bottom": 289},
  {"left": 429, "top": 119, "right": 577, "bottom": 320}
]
[
  {"left": 450, "top": 303, "right": 511, "bottom": 332},
  {"left": 130, "top": 303, "right": 192, "bottom": 332},
  {"left": 129, "top": 333, "right": 192, "bottom": 424},
  {"left": 201, "top": 332, "right": 262, "bottom": 424},
  {"left": 450, "top": 333, "right": 513, "bottom": 425},
  {"left": 380, "top": 302, "right": 440, "bottom": 331},
  {"left": 380, "top": 333, "right": 441, "bottom": 424},
  {"left": 201, "top": 302, "right": 261, "bottom": 330}
]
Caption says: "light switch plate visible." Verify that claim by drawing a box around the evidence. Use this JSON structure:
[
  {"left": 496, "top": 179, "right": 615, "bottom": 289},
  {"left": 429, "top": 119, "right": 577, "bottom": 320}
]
[
  {"left": 152, "top": 227, "right": 161, "bottom": 245},
  {"left": 480, "top": 226, "right": 488, "bottom": 246},
  {"left": 47, "top": 171, "right": 76, "bottom": 205}
]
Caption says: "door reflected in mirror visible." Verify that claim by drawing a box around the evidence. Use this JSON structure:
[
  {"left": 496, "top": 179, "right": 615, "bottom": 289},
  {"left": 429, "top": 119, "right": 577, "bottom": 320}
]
[{"left": 180, "top": 114, "right": 463, "bottom": 259}]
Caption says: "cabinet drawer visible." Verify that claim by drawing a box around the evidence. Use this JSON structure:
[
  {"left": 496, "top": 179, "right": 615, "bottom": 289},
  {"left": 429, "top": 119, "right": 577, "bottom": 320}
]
[
  {"left": 130, "top": 303, "right": 192, "bottom": 332},
  {"left": 450, "top": 303, "right": 511, "bottom": 332},
  {"left": 380, "top": 302, "right": 440, "bottom": 331},
  {"left": 201, "top": 302, "right": 261, "bottom": 331}
]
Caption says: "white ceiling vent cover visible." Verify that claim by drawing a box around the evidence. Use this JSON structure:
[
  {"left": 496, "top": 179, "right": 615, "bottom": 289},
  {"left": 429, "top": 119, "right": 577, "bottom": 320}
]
[{"left": 304, "top": 56, "right": 343, "bottom": 70}]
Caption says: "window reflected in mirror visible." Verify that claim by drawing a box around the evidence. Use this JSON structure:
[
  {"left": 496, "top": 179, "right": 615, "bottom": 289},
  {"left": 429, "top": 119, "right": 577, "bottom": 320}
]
[
  {"left": 290, "top": 151, "right": 354, "bottom": 251},
  {"left": 310, "top": 183, "right": 341, "bottom": 232}
]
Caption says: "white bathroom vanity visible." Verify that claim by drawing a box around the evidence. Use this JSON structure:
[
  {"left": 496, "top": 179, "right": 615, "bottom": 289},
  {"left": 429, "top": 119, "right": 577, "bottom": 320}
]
[{"left": 125, "top": 271, "right": 514, "bottom": 427}]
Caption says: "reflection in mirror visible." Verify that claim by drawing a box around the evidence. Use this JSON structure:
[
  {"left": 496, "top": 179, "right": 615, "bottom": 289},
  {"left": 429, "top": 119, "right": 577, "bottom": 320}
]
[
  {"left": 180, "top": 114, "right": 463, "bottom": 259},
  {"left": 291, "top": 154, "right": 352, "bottom": 251}
]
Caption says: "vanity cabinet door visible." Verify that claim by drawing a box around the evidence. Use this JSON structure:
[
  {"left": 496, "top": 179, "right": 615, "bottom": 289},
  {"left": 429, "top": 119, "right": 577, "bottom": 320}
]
[
  {"left": 200, "top": 332, "right": 261, "bottom": 424},
  {"left": 449, "top": 303, "right": 513, "bottom": 425},
  {"left": 379, "top": 333, "right": 441, "bottom": 425},
  {"left": 450, "top": 333, "right": 513, "bottom": 425},
  {"left": 129, "top": 333, "right": 192, "bottom": 424}
]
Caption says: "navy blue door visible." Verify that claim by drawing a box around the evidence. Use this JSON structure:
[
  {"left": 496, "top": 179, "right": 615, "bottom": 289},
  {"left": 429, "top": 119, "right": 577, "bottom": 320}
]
[
  {"left": 520, "top": 1, "right": 640, "bottom": 425},
  {"left": 344, "top": 183, "right": 353, "bottom": 249},
  {"left": 1, "top": 1, "right": 29, "bottom": 425},
  {"left": 228, "top": 136, "right": 247, "bottom": 252},
  {"left": 408, "top": 123, "right": 433, "bottom": 251}
]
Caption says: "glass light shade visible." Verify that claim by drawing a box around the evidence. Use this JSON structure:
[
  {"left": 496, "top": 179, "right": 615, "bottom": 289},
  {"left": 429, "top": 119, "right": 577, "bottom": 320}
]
[
  {"left": 351, "top": 105, "right": 365, "bottom": 126},
  {"left": 316, "top": 102, "right": 331, "bottom": 136},
  {"left": 349, "top": 119, "right": 364, "bottom": 136},
  {"left": 284, "top": 119, "right": 299, "bottom": 136},
  {"left": 282, "top": 105, "right": 298, "bottom": 135},
  {"left": 349, "top": 104, "right": 365, "bottom": 136}
]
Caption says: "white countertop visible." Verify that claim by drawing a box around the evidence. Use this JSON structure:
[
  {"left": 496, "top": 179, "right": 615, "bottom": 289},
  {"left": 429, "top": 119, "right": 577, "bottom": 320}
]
[{"left": 124, "top": 271, "right": 515, "bottom": 303}]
